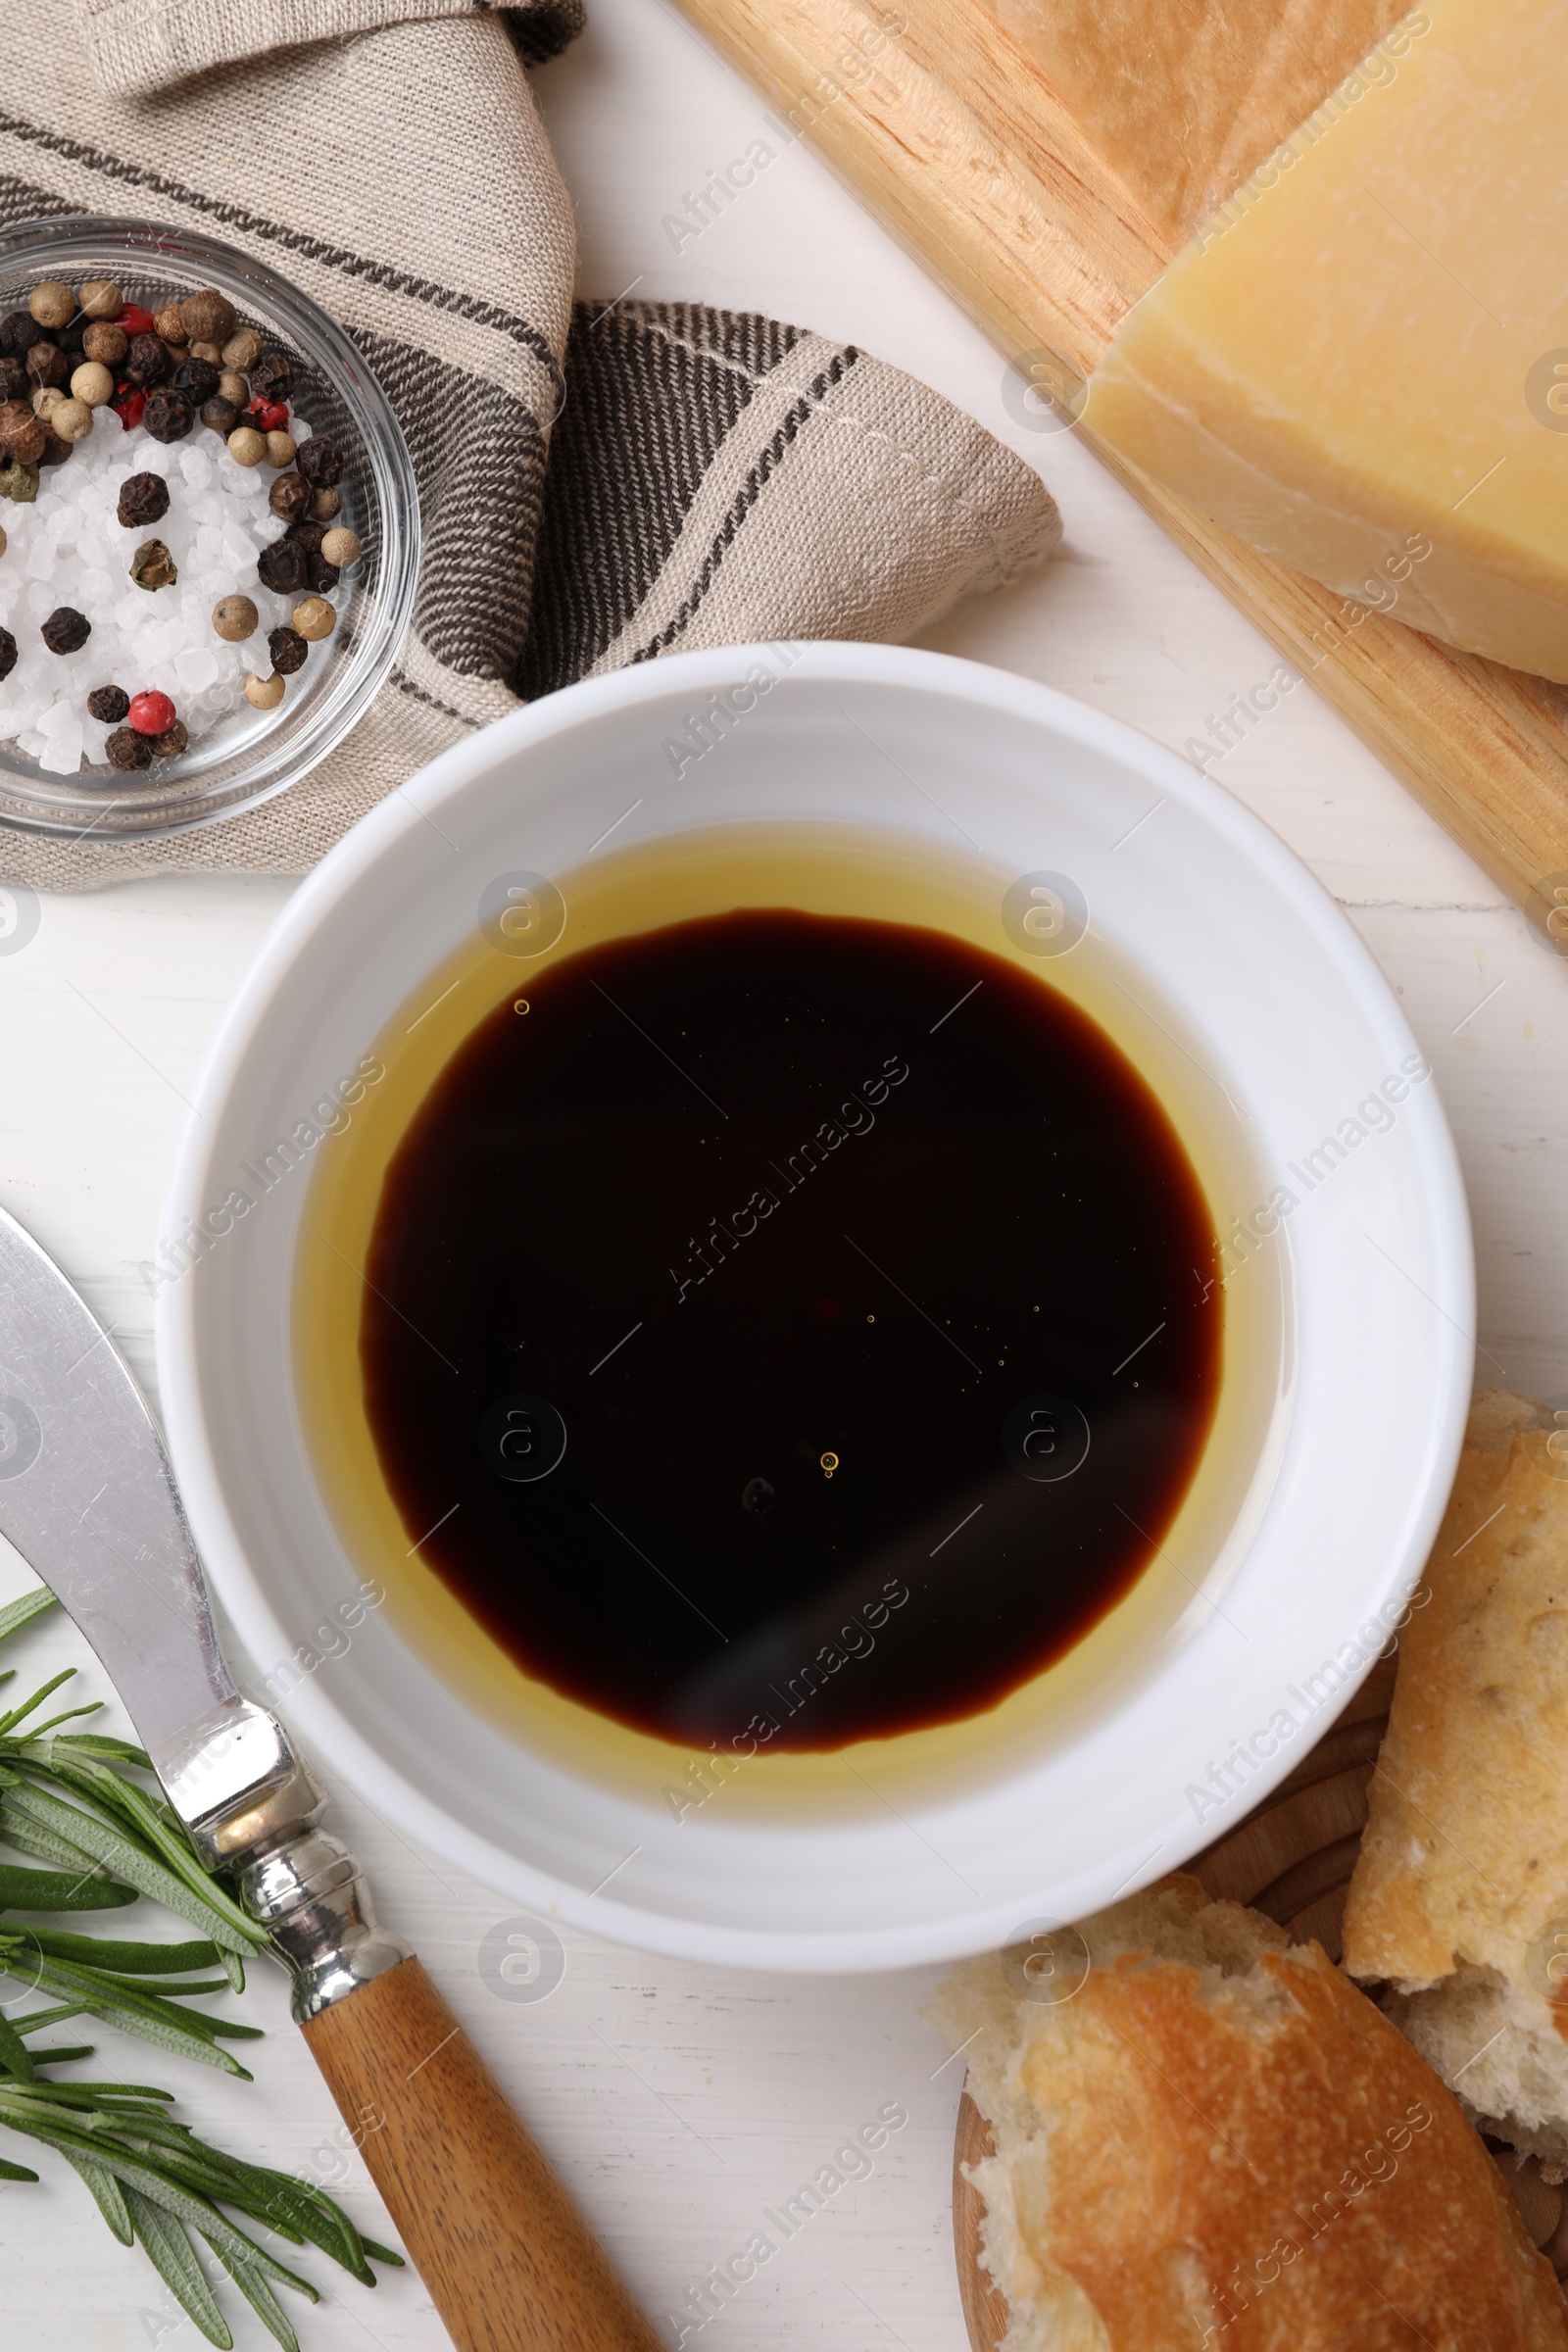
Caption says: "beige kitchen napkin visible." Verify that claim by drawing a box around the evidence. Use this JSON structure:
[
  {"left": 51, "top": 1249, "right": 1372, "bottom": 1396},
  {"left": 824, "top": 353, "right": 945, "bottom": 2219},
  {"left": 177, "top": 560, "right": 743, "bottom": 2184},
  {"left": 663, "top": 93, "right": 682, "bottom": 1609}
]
[{"left": 0, "top": 1, "right": 1060, "bottom": 887}]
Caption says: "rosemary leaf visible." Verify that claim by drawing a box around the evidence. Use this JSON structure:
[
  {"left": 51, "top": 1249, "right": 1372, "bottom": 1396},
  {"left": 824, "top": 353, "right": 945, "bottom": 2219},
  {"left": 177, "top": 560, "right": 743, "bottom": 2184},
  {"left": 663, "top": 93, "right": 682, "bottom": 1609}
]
[
  {"left": 126, "top": 2185, "right": 235, "bottom": 2350},
  {"left": 63, "top": 2147, "right": 134, "bottom": 2243},
  {"left": 0, "top": 2006, "right": 34, "bottom": 2081},
  {"left": 206, "top": 2239, "right": 302, "bottom": 2352},
  {"left": 1, "top": 1785, "right": 262, "bottom": 1955},
  {"left": 26, "top": 1929, "right": 221, "bottom": 1975},
  {"left": 0, "top": 2151, "right": 38, "bottom": 2180},
  {"left": 0, "top": 1860, "right": 135, "bottom": 1911},
  {"left": 0, "top": 1590, "right": 56, "bottom": 1645}
]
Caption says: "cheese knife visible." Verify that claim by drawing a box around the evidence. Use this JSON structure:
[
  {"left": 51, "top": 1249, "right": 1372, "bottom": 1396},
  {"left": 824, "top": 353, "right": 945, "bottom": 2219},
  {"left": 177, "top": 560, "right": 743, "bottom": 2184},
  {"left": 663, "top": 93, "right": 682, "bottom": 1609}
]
[{"left": 0, "top": 1201, "right": 660, "bottom": 2352}]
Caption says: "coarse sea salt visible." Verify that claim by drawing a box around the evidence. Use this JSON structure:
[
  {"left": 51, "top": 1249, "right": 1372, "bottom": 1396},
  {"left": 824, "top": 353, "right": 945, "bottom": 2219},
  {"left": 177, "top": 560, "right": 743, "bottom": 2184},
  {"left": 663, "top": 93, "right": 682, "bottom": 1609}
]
[{"left": 0, "top": 405, "right": 323, "bottom": 778}]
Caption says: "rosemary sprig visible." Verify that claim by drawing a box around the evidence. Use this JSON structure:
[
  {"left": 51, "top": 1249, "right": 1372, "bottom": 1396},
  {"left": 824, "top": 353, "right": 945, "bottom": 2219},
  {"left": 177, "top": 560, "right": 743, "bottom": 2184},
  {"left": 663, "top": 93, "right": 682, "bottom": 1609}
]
[{"left": 0, "top": 1590, "right": 402, "bottom": 2343}]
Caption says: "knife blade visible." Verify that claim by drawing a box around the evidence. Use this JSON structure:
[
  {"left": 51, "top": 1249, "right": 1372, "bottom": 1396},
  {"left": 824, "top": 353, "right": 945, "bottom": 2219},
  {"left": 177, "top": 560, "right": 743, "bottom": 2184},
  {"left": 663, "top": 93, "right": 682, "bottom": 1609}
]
[{"left": 0, "top": 1200, "right": 662, "bottom": 2352}]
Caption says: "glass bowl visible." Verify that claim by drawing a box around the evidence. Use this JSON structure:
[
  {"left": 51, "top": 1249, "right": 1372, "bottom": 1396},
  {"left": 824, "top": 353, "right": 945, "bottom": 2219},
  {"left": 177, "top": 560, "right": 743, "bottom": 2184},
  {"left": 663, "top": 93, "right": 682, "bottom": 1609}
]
[{"left": 0, "top": 216, "right": 418, "bottom": 842}]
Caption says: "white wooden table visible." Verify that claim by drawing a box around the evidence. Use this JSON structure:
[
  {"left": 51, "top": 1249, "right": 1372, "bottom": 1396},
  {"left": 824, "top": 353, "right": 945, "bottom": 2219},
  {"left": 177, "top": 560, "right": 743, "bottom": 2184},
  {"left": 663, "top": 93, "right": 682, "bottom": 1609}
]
[{"left": 3, "top": 2, "right": 1566, "bottom": 2344}]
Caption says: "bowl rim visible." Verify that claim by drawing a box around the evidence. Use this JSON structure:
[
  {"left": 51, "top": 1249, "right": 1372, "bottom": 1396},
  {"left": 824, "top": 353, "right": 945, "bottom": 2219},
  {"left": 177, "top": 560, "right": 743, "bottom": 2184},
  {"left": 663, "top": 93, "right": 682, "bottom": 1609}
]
[
  {"left": 0, "top": 213, "right": 419, "bottom": 841},
  {"left": 157, "top": 642, "right": 1475, "bottom": 1970}
]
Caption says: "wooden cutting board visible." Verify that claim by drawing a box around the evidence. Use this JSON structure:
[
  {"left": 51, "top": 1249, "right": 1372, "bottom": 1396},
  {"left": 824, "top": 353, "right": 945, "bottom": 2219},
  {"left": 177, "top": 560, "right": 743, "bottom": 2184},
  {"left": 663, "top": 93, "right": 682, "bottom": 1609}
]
[
  {"left": 946, "top": 1647, "right": 1568, "bottom": 2347},
  {"left": 674, "top": 0, "right": 1568, "bottom": 949}
]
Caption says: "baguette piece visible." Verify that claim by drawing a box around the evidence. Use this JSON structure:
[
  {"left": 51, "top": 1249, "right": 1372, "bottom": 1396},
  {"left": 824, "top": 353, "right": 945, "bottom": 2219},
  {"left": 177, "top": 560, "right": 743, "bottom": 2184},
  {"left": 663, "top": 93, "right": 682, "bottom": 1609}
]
[
  {"left": 1343, "top": 1398, "right": 1568, "bottom": 2173},
  {"left": 1335, "top": 1401, "right": 1568, "bottom": 2173},
  {"left": 931, "top": 1874, "right": 1567, "bottom": 2350}
]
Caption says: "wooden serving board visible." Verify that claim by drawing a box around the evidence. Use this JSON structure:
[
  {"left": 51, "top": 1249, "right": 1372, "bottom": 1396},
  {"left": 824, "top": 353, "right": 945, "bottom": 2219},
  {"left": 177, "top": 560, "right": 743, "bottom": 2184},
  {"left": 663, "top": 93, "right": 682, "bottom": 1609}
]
[
  {"left": 947, "top": 1649, "right": 1568, "bottom": 2349},
  {"left": 674, "top": 0, "right": 1568, "bottom": 946}
]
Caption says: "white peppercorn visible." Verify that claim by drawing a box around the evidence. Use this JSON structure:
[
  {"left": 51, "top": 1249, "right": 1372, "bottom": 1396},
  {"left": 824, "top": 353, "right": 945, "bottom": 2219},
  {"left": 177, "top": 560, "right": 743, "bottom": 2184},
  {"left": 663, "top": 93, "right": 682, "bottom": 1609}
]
[
  {"left": 70, "top": 361, "right": 114, "bottom": 408},
  {"left": 77, "top": 279, "right": 122, "bottom": 321},
  {"left": 244, "top": 670, "right": 285, "bottom": 710},
  {"left": 319, "top": 526, "right": 362, "bottom": 567},
  {"left": 221, "top": 327, "right": 264, "bottom": 372},
  {"left": 28, "top": 281, "right": 74, "bottom": 330},
  {"left": 292, "top": 595, "right": 335, "bottom": 641},
  {"left": 213, "top": 594, "right": 259, "bottom": 641},
  {"left": 226, "top": 425, "right": 266, "bottom": 466},
  {"left": 264, "top": 430, "right": 297, "bottom": 468},
  {"left": 50, "top": 398, "right": 93, "bottom": 444}
]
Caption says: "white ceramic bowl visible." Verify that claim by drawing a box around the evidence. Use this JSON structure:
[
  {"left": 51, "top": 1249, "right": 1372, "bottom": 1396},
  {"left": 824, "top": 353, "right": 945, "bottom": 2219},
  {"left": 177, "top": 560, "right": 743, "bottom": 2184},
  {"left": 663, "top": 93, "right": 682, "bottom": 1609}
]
[{"left": 158, "top": 644, "right": 1473, "bottom": 1971}]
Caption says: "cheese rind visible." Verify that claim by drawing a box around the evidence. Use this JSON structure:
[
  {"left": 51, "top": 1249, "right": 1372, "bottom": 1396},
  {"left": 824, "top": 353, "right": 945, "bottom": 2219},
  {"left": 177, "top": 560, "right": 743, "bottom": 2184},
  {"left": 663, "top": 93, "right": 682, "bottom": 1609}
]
[{"left": 1084, "top": 0, "right": 1568, "bottom": 682}]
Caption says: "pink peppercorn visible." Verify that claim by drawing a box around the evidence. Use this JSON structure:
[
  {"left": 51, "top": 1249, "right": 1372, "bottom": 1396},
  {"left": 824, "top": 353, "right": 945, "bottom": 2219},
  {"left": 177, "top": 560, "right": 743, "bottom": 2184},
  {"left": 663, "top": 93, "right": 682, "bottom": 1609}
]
[
  {"left": 128, "top": 690, "right": 175, "bottom": 737},
  {"left": 249, "top": 399, "right": 289, "bottom": 434}
]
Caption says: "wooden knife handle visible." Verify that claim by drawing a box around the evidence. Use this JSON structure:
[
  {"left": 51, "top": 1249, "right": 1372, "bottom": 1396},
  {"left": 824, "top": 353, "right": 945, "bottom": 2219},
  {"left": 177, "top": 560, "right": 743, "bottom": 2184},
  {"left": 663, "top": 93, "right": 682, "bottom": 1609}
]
[{"left": 301, "top": 1955, "right": 662, "bottom": 2352}]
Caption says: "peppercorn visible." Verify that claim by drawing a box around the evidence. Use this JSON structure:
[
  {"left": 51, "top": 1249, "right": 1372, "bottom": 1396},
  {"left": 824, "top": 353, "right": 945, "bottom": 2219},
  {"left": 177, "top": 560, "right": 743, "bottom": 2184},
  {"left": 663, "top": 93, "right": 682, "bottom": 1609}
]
[
  {"left": 200, "top": 397, "right": 238, "bottom": 435},
  {"left": 296, "top": 434, "right": 343, "bottom": 488},
  {"left": 308, "top": 486, "right": 342, "bottom": 521},
  {"left": 77, "top": 279, "right": 122, "bottom": 321},
  {"left": 57, "top": 318, "right": 89, "bottom": 358},
  {"left": 269, "top": 470, "right": 312, "bottom": 522},
  {"left": 257, "top": 538, "right": 309, "bottom": 594},
  {"left": 248, "top": 351, "right": 295, "bottom": 404},
  {"left": 70, "top": 361, "right": 115, "bottom": 409},
  {"left": 309, "top": 556, "right": 342, "bottom": 594},
  {"left": 217, "top": 370, "right": 248, "bottom": 408},
  {"left": 264, "top": 430, "right": 297, "bottom": 469},
  {"left": 292, "top": 595, "right": 336, "bottom": 641},
  {"left": 105, "top": 725, "right": 154, "bottom": 771},
  {"left": 180, "top": 290, "right": 237, "bottom": 345},
  {"left": 221, "top": 327, "right": 264, "bottom": 372},
  {"left": 116, "top": 304, "right": 156, "bottom": 338},
  {"left": 25, "top": 342, "right": 69, "bottom": 392},
  {"left": 0, "top": 312, "right": 41, "bottom": 358},
  {"left": 28, "top": 281, "right": 74, "bottom": 330},
  {"left": 130, "top": 537, "right": 178, "bottom": 590},
  {"left": 286, "top": 517, "right": 326, "bottom": 554},
  {"left": 0, "top": 401, "right": 46, "bottom": 464},
  {"left": 41, "top": 606, "right": 90, "bottom": 654},
  {"left": 116, "top": 474, "right": 171, "bottom": 534},
  {"left": 171, "top": 357, "right": 220, "bottom": 406},
  {"left": 212, "top": 594, "right": 258, "bottom": 642},
  {"left": 50, "top": 398, "right": 93, "bottom": 445},
  {"left": 87, "top": 684, "right": 130, "bottom": 722},
  {"left": 111, "top": 384, "right": 146, "bottom": 433},
  {"left": 128, "top": 690, "right": 175, "bottom": 736},
  {"left": 142, "top": 389, "right": 193, "bottom": 443},
  {"left": 81, "top": 320, "right": 127, "bottom": 368},
  {"left": 319, "top": 525, "right": 362, "bottom": 567},
  {"left": 268, "top": 624, "right": 309, "bottom": 675},
  {"left": 226, "top": 425, "right": 266, "bottom": 467},
  {"left": 151, "top": 302, "right": 183, "bottom": 345},
  {"left": 189, "top": 340, "right": 223, "bottom": 367},
  {"left": 37, "top": 430, "right": 73, "bottom": 469},
  {"left": 250, "top": 400, "right": 289, "bottom": 435},
  {"left": 124, "top": 333, "right": 169, "bottom": 387},
  {"left": 0, "top": 628, "right": 15, "bottom": 682},
  {"left": 0, "top": 458, "right": 39, "bottom": 502},
  {"left": 0, "top": 359, "right": 24, "bottom": 405},
  {"left": 153, "top": 719, "right": 189, "bottom": 759},
  {"left": 30, "top": 386, "right": 66, "bottom": 422},
  {"left": 244, "top": 671, "right": 286, "bottom": 710}
]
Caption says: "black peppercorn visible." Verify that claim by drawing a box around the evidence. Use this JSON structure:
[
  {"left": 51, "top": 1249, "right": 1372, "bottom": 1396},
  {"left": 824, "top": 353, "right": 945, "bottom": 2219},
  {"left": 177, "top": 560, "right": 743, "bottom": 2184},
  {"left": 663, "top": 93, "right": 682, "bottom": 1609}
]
[
  {"left": 308, "top": 485, "right": 343, "bottom": 521},
  {"left": 0, "top": 627, "right": 16, "bottom": 683},
  {"left": 24, "top": 341, "right": 69, "bottom": 392},
  {"left": 0, "top": 358, "right": 26, "bottom": 404},
  {"left": 41, "top": 606, "right": 90, "bottom": 655},
  {"left": 0, "top": 312, "right": 41, "bottom": 358},
  {"left": 307, "top": 555, "right": 341, "bottom": 595},
  {"left": 296, "top": 434, "right": 343, "bottom": 488},
  {"left": 124, "top": 332, "right": 170, "bottom": 387},
  {"left": 257, "top": 538, "right": 309, "bottom": 594},
  {"left": 268, "top": 625, "right": 309, "bottom": 676},
  {"left": 248, "top": 350, "right": 294, "bottom": 403},
  {"left": 285, "top": 517, "right": 326, "bottom": 554},
  {"left": 200, "top": 395, "right": 238, "bottom": 435},
  {"left": 105, "top": 726, "right": 155, "bottom": 771},
  {"left": 56, "top": 317, "right": 87, "bottom": 359},
  {"left": 268, "top": 470, "right": 312, "bottom": 522},
  {"left": 171, "top": 357, "right": 220, "bottom": 405},
  {"left": 87, "top": 684, "right": 130, "bottom": 722},
  {"left": 153, "top": 719, "right": 189, "bottom": 759},
  {"left": 38, "top": 430, "right": 74, "bottom": 469},
  {"left": 142, "top": 388, "right": 193, "bottom": 443},
  {"left": 130, "top": 537, "right": 178, "bottom": 591},
  {"left": 117, "top": 471, "right": 171, "bottom": 529}
]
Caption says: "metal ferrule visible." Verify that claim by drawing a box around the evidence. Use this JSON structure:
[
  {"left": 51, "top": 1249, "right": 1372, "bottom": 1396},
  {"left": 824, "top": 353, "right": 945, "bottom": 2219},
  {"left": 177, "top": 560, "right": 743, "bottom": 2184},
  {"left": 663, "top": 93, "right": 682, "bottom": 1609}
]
[
  {"left": 157, "top": 1698, "right": 409, "bottom": 2022},
  {"left": 233, "top": 1825, "right": 410, "bottom": 2023}
]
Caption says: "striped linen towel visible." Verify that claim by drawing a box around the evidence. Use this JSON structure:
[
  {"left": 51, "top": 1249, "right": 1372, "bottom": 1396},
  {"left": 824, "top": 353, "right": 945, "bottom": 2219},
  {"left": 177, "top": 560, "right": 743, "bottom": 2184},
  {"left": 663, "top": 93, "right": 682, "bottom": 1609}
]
[{"left": 0, "top": 0, "right": 1059, "bottom": 886}]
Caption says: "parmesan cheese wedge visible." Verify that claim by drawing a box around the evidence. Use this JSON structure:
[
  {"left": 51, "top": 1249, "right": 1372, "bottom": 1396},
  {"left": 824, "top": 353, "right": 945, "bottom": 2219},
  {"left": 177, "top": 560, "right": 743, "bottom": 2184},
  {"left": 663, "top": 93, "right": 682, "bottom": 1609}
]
[{"left": 1084, "top": 0, "right": 1568, "bottom": 682}]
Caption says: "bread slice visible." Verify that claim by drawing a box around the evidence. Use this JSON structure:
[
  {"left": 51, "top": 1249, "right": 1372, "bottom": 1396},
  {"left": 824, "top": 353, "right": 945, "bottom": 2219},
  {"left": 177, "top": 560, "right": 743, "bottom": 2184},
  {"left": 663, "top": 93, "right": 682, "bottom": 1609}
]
[
  {"left": 1343, "top": 1397, "right": 1568, "bottom": 2173},
  {"left": 930, "top": 1873, "right": 1567, "bottom": 2350}
]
